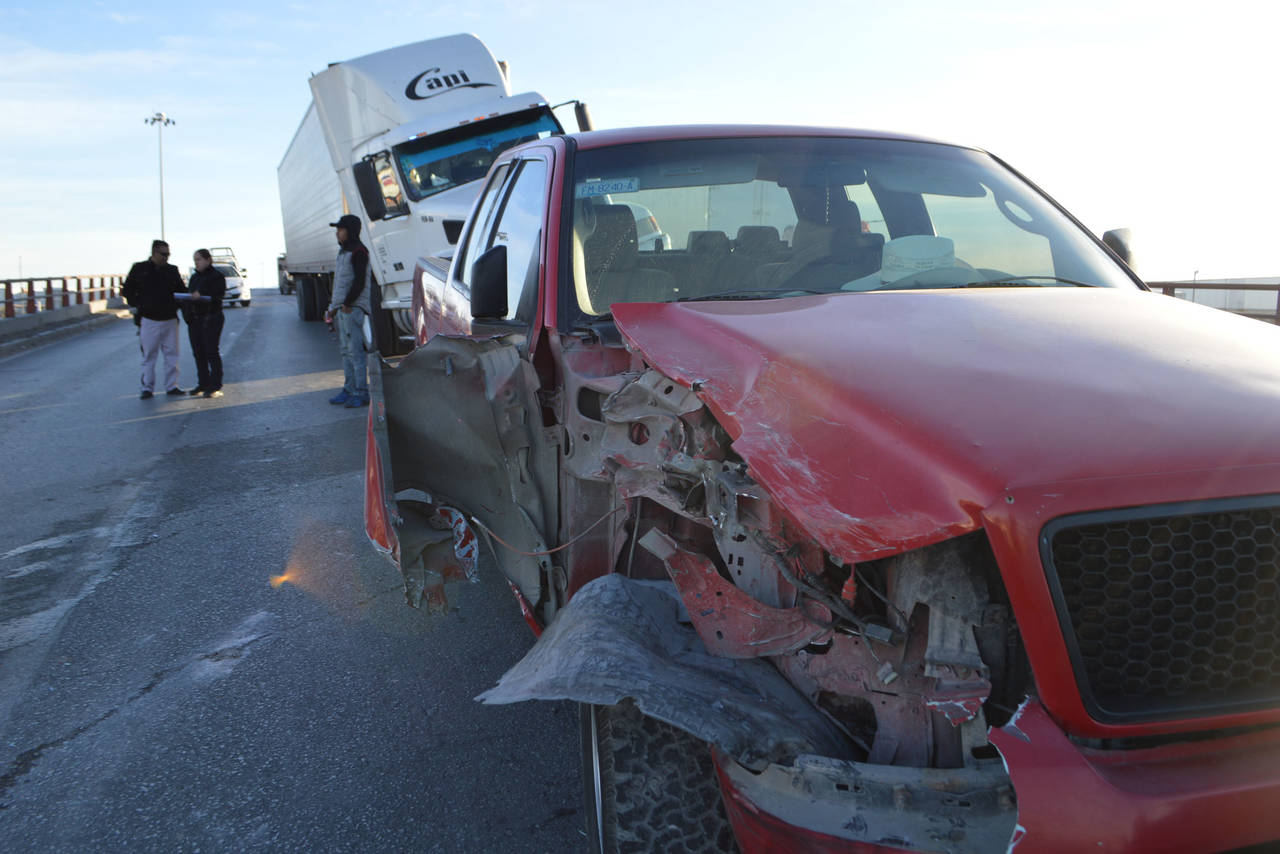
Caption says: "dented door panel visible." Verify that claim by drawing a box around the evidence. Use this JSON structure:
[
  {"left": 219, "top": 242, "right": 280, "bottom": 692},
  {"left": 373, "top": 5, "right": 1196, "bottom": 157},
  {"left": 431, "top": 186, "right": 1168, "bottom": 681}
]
[{"left": 367, "top": 334, "right": 558, "bottom": 611}]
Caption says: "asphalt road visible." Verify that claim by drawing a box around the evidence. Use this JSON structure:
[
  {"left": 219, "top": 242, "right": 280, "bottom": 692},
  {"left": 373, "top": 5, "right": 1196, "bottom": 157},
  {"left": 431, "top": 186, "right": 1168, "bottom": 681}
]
[{"left": 0, "top": 294, "right": 584, "bottom": 852}]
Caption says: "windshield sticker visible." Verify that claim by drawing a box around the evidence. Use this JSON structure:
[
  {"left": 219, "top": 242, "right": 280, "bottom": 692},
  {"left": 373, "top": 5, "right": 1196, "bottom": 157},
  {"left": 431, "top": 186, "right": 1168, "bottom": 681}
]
[{"left": 575, "top": 177, "right": 639, "bottom": 198}]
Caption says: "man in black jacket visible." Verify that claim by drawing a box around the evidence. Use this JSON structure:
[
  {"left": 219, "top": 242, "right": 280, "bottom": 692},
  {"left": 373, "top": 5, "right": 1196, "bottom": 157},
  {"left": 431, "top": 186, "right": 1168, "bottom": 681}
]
[
  {"left": 123, "top": 239, "right": 187, "bottom": 399},
  {"left": 185, "top": 249, "right": 227, "bottom": 398}
]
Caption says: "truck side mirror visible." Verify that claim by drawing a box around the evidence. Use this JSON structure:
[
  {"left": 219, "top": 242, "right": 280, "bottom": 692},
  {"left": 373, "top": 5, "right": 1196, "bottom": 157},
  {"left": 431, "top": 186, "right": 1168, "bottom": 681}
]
[
  {"left": 1101, "top": 228, "right": 1135, "bottom": 271},
  {"left": 353, "top": 160, "right": 387, "bottom": 221},
  {"left": 470, "top": 244, "right": 508, "bottom": 319},
  {"left": 574, "top": 102, "right": 594, "bottom": 132}
]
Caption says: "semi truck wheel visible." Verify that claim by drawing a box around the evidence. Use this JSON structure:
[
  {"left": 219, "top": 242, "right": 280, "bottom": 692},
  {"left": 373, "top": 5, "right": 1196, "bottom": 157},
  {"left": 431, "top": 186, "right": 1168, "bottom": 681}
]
[
  {"left": 296, "top": 277, "right": 319, "bottom": 321},
  {"left": 313, "top": 277, "right": 332, "bottom": 319},
  {"left": 580, "top": 701, "right": 737, "bottom": 854},
  {"left": 370, "top": 303, "right": 404, "bottom": 356}
]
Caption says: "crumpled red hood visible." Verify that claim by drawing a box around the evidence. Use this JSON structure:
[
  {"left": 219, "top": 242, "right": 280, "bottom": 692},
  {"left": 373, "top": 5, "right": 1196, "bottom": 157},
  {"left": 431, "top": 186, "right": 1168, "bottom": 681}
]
[{"left": 613, "top": 288, "right": 1280, "bottom": 560}]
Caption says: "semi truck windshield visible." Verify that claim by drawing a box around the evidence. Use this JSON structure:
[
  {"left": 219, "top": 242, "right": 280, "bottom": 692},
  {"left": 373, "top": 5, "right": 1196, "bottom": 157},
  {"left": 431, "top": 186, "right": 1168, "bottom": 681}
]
[{"left": 394, "top": 107, "right": 561, "bottom": 201}]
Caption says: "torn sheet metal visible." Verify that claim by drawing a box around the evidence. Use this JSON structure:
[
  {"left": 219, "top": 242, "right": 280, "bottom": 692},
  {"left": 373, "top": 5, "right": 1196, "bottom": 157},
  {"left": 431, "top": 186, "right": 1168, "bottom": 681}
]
[
  {"left": 639, "top": 529, "right": 831, "bottom": 658},
  {"left": 394, "top": 503, "right": 480, "bottom": 612},
  {"left": 603, "top": 368, "right": 705, "bottom": 421},
  {"left": 375, "top": 334, "right": 558, "bottom": 608},
  {"left": 476, "top": 573, "right": 854, "bottom": 769},
  {"left": 924, "top": 679, "right": 992, "bottom": 726}
]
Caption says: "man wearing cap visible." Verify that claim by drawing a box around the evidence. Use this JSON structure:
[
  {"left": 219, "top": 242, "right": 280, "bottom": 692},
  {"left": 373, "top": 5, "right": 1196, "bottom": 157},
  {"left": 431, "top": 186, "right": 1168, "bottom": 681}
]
[
  {"left": 325, "top": 214, "right": 372, "bottom": 407},
  {"left": 123, "top": 239, "right": 187, "bottom": 399}
]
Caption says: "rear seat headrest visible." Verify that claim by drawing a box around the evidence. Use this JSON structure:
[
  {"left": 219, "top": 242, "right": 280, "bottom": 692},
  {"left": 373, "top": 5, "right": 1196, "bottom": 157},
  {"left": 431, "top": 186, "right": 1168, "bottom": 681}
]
[
  {"left": 687, "top": 230, "right": 730, "bottom": 256},
  {"left": 734, "top": 225, "right": 782, "bottom": 254}
]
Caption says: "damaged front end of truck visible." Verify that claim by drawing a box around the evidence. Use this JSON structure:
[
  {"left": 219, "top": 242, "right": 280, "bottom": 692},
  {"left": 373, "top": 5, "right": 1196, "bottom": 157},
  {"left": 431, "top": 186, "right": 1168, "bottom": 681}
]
[
  {"left": 366, "top": 125, "right": 1280, "bottom": 852},
  {"left": 367, "top": 285, "right": 1280, "bottom": 853},
  {"left": 365, "top": 326, "right": 1029, "bottom": 850}
]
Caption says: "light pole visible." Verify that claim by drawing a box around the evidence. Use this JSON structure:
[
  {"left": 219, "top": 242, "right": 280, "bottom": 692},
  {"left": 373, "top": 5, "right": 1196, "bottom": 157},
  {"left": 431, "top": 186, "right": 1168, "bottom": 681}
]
[
  {"left": 144, "top": 112, "right": 175, "bottom": 239},
  {"left": 1193, "top": 270, "right": 1199, "bottom": 284}
]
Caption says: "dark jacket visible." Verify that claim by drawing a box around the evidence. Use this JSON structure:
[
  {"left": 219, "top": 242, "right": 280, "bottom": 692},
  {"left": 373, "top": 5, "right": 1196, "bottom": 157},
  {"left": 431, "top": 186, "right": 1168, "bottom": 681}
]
[
  {"left": 329, "top": 214, "right": 371, "bottom": 312},
  {"left": 185, "top": 266, "right": 227, "bottom": 318},
  {"left": 329, "top": 241, "right": 372, "bottom": 313},
  {"left": 123, "top": 259, "right": 186, "bottom": 320}
]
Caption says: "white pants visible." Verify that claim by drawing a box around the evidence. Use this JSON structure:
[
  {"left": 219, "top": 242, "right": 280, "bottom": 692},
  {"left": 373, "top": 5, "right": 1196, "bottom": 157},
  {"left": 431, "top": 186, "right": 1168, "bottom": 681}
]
[{"left": 139, "top": 317, "right": 180, "bottom": 392}]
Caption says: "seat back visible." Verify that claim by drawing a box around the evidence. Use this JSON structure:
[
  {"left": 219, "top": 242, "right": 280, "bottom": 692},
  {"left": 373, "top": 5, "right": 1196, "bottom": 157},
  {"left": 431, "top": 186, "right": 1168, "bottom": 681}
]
[
  {"left": 734, "top": 225, "right": 787, "bottom": 260},
  {"left": 582, "top": 204, "right": 674, "bottom": 308},
  {"left": 678, "top": 230, "right": 740, "bottom": 298},
  {"left": 757, "top": 199, "right": 883, "bottom": 290}
]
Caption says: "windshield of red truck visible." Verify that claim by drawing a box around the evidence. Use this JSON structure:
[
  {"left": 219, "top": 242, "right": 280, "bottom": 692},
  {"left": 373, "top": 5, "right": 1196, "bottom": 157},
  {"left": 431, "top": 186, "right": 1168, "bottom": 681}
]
[
  {"left": 394, "top": 107, "right": 561, "bottom": 201},
  {"left": 567, "top": 136, "right": 1139, "bottom": 318}
]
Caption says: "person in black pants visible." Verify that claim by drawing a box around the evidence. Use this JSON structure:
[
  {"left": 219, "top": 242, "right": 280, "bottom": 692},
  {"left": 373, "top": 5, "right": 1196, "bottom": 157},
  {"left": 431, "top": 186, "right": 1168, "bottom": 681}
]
[{"left": 185, "top": 249, "right": 227, "bottom": 398}]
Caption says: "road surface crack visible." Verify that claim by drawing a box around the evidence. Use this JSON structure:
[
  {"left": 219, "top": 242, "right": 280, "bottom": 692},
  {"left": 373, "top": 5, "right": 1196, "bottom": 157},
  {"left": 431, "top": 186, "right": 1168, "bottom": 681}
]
[
  {"left": 0, "top": 631, "right": 275, "bottom": 805},
  {"left": 0, "top": 707, "right": 119, "bottom": 807}
]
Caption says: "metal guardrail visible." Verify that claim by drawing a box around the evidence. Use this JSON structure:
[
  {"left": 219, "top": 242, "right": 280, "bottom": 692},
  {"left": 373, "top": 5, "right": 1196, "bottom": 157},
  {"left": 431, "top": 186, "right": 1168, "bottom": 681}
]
[
  {"left": 1148, "top": 281, "right": 1280, "bottom": 325},
  {"left": 4, "top": 275, "right": 1276, "bottom": 325},
  {"left": 2, "top": 276, "right": 124, "bottom": 319}
]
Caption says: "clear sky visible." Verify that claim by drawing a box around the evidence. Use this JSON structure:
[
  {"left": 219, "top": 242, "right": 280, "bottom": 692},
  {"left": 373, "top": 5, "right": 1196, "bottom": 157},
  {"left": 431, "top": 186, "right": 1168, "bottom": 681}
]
[{"left": 1, "top": 0, "right": 1275, "bottom": 286}]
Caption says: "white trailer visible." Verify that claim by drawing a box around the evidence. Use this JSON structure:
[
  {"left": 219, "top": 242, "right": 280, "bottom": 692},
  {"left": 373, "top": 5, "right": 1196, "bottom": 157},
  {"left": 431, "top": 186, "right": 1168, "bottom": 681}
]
[
  {"left": 276, "top": 34, "right": 590, "bottom": 352},
  {"left": 278, "top": 103, "right": 345, "bottom": 319}
]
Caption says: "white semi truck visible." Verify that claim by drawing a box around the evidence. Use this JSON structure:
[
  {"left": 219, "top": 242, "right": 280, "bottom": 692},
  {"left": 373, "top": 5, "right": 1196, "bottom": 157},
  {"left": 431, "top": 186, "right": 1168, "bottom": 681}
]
[{"left": 277, "top": 34, "right": 590, "bottom": 353}]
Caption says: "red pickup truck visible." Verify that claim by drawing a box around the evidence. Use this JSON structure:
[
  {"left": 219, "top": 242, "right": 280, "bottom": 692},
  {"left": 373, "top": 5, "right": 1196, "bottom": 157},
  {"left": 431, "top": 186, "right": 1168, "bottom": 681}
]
[{"left": 365, "top": 124, "right": 1280, "bottom": 853}]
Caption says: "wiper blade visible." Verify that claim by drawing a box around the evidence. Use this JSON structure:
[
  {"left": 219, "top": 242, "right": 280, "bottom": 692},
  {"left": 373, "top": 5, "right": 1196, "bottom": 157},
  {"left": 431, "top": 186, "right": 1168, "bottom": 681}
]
[
  {"left": 956, "top": 276, "right": 1097, "bottom": 288},
  {"left": 675, "top": 287, "right": 825, "bottom": 303}
]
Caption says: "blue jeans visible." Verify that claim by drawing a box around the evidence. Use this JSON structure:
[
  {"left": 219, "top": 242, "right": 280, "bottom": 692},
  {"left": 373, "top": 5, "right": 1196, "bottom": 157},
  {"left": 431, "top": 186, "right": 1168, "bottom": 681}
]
[{"left": 336, "top": 309, "right": 368, "bottom": 397}]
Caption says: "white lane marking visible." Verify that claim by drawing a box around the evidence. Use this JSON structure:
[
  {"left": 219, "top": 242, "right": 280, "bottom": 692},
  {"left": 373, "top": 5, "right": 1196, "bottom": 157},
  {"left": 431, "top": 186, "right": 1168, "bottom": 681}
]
[
  {"left": 4, "top": 559, "right": 52, "bottom": 579},
  {"left": 3, "top": 527, "right": 113, "bottom": 559},
  {"left": 0, "top": 487, "right": 154, "bottom": 653}
]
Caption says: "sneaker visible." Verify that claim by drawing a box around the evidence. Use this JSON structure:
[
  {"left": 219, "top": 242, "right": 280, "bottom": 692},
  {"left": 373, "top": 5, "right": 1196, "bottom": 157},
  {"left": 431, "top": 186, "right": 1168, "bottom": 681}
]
[
  {"left": 166, "top": 388, "right": 185, "bottom": 396},
  {"left": 187, "top": 387, "right": 205, "bottom": 396},
  {"left": 203, "top": 389, "right": 224, "bottom": 399},
  {"left": 343, "top": 394, "right": 369, "bottom": 408},
  {"left": 328, "top": 390, "right": 350, "bottom": 405},
  {"left": 140, "top": 390, "right": 154, "bottom": 400}
]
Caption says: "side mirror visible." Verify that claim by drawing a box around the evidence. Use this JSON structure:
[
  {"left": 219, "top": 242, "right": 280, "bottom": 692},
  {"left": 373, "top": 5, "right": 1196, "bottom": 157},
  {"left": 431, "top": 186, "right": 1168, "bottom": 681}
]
[
  {"left": 1101, "top": 228, "right": 1135, "bottom": 271},
  {"left": 470, "top": 244, "right": 508, "bottom": 319},
  {"left": 353, "top": 159, "right": 387, "bottom": 221},
  {"left": 574, "top": 101, "right": 594, "bottom": 132}
]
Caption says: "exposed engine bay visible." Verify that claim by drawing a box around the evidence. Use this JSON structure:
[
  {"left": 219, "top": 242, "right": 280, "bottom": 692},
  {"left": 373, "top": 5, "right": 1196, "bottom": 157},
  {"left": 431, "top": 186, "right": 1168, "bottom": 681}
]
[{"left": 566, "top": 367, "right": 1030, "bottom": 765}]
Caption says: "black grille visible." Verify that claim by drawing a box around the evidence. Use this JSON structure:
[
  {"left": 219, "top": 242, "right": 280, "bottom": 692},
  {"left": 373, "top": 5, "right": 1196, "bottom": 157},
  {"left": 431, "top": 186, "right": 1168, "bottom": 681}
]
[{"left": 1042, "top": 497, "right": 1280, "bottom": 723}]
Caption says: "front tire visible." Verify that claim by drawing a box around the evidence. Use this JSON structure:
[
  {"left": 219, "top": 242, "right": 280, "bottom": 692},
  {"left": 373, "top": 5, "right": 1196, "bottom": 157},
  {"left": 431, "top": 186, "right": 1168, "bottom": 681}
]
[
  {"left": 580, "top": 701, "right": 737, "bottom": 854},
  {"left": 240, "top": 299, "right": 251, "bottom": 307},
  {"left": 368, "top": 281, "right": 411, "bottom": 356}
]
